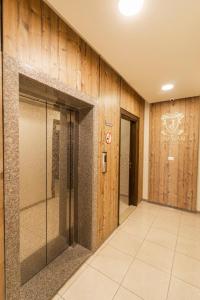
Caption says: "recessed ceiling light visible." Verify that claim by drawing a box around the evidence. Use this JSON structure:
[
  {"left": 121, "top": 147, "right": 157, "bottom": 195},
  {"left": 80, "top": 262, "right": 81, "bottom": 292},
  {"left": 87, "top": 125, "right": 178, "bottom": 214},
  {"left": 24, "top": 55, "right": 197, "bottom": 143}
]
[
  {"left": 118, "top": 0, "right": 144, "bottom": 16},
  {"left": 161, "top": 83, "right": 174, "bottom": 91}
]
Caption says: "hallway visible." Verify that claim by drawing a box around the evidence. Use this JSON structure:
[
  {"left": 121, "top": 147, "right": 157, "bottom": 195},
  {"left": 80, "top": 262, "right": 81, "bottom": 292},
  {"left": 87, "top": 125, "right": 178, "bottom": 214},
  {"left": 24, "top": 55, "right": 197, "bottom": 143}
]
[
  {"left": 2, "top": 1, "right": 200, "bottom": 299},
  {"left": 53, "top": 201, "right": 200, "bottom": 300}
]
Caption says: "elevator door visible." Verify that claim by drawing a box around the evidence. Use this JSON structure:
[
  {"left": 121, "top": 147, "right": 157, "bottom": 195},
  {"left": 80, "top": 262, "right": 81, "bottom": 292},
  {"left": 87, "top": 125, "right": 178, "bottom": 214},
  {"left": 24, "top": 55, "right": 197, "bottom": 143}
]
[{"left": 19, "top": 96, "right": 77, "bottom": 285}]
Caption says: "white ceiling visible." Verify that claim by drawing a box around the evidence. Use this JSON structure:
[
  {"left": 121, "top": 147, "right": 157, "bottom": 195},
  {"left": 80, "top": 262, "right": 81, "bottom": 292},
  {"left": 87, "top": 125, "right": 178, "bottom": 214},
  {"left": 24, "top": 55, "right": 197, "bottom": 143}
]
[{"left": 46, "top": 0, "right": 200, "bottom": 103}]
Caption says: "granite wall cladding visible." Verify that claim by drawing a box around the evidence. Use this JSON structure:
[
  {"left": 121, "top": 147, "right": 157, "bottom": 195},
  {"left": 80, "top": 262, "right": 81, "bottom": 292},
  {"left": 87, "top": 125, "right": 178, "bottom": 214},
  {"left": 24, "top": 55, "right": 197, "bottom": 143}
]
[
  {"left": 3, "top": 55, "right": 21, "bottom": 300},
  {"left": 3, "top": 54, "right": 99, "bottom": 300}
]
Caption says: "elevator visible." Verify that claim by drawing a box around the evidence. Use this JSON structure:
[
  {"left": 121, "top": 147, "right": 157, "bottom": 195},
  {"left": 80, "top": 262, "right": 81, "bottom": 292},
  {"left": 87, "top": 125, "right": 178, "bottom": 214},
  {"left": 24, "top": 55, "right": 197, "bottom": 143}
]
[{"left": 19, "top": 95, "right": 78, "bottom": 284}]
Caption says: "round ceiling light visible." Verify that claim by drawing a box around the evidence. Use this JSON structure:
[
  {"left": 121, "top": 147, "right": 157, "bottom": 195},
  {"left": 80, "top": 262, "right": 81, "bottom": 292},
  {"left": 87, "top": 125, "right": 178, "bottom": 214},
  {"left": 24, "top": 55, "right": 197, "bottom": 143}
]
[
  {"left": 161, "top": 83, "right": 174, "bottom": 91},
  {"left": 118, "top": 0, "right": 144, "bottom": 16}
]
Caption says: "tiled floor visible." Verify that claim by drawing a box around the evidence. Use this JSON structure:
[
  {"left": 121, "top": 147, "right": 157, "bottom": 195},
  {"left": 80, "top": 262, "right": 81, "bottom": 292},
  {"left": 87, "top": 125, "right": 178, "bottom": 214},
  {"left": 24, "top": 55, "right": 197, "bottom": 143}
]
[
  {"left": 53, "top": 201, "right": 200, "bottom": 300},
  {"left": 119, "top": 195, "right": 136, "bottom": 224},
  {"left": 119, "top": 195, "right": 129, "bottom": 215}
]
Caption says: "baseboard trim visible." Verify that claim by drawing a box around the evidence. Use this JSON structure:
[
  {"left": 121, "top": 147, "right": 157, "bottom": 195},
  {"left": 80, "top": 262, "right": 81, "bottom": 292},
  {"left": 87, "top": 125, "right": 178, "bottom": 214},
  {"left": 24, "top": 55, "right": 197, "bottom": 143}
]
[{"left": 142, "top": 198, "right": 199, "bottom": 214}]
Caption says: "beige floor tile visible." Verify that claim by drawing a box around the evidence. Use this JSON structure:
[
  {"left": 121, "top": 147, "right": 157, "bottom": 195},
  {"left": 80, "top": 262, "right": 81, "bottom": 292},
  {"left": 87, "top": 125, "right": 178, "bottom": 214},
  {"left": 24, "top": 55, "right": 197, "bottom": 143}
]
[
  {"left": 58, "top": 264, "right": 88, "bottom": 296},
  {"left": 85, "top": 244, "right": 107, "bottom": 265},
  {"left": 137, "top": 240, "right": 174, "bottom": 273},
  {"left": 120, "top": 206, "right": 136, "bottom": 225},
  {"left": 130, "top": 208, "right": 157, "bottom": 217},
  {"left": 120, "top": 195, "right": 129, "bottom": 215},
  {"left": 146, "top": 227, "right": 177, "bottom": 250},
  {"left": 121, "top": 219, "right": 151, "bottom": 239},
  {"left": 167, "top": 277, "right": 200, "bottom": 300},
  {"left": 89, "top": 245, "right": 133, "bottom": 283},
  {"left": 159, "top": 208, "right": 181, "bottom": 218},
  {"left": 136, "top": 206, "right": 160, "bottom": 216},
  {"left": 179, "top": 224, "right": 200, "bottom": 241},
  {"left": 157, "top": 215, "right": 181, "bottom": 227},
  {"left": 109, "top": 229, "right": 143, "bottom": 257},
  {"left": 176, "top": 236, "right": 200, "bottom": 261},
  {"left": 104, "top": 227, "right": 121, "bottom": 243},
  {"left": 122, "top": 259, "right": 170, "bottom": 300},
  {"left": 56, "top": 202, "right": 200, "bottom": 300},
  {"left": 152, "top": 217, "right": 179, "bottom": 235},
  {"left": 181, "top": 213, "right": 200, "bottom": 228},
  {"left": 173, "top": 253, "right": 200, "bottom": 288},
  {"left": 113, "top": 287, "right": 142, "bottom": 300},
  {"left": 156, "top": 212, "right": 180, "bottom": 224},
  {"left": 62, "top": 266, "right": 119, "bottom": 300},
  {"left": 128, "top": 210, "right": 155, "bottom": 224},
  {"left": 85, "top": 232, "right": 118, "bottom": 265}
]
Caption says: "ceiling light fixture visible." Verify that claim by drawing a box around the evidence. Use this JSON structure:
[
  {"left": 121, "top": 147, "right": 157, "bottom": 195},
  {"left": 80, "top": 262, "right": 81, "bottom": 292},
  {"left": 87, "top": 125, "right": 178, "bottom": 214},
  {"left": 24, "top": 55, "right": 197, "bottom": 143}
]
[
  {"left": 161, "top": 83, "right": 174, "bottom": 91},
  {"left": 118, "top": 0, "right": 144, "bottom": 16}
]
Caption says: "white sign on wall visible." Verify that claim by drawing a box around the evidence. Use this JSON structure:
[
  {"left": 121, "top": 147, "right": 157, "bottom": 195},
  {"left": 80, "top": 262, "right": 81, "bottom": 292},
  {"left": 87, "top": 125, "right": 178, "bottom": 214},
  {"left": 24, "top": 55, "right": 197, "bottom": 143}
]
[{"left": 161, "top": 112, "right": 185, "bottom": 143}]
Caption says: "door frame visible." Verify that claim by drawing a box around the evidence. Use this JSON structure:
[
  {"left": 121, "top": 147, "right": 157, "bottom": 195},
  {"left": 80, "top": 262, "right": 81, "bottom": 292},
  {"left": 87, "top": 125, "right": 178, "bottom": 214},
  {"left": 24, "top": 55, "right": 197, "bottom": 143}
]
[{"left": 118, "top": 108, "right": 139, "bottom": 223}]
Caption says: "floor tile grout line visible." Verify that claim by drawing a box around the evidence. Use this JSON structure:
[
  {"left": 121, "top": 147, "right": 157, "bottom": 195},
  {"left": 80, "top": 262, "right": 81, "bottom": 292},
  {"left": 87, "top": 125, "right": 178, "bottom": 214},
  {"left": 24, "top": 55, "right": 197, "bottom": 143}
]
[
  {"left": 110, "top": 207, "right": 154, "bottom": 300},
  {"left": 172, "top": 274, "right": 200, "bottom": 291},
  {"left": 112, "top": 284, "right": 144, "bottom": 300},
  {"left": 88, "top": 263, "right": 144, "bottom": 299},
  {"left": 106, "top": 243, "right": 139, "bottom": 258},
  {"left": 60, "top": 263, "right": 122, "bottom": 300},
  {"left": 145, "top": 239, "right": 177, "bottom": 252},
  {"left": 55, "top": 202, "right": 189, "bottom": 300},
  {"left": 58, "top": 266, "right": 88, "bottom": 297},
  {"left": 88, "top": 264, "right": 122, "bottom": 284},
  {"left": 114, "top": 213, "right": 157, "bottom": 297},
  {"left": 165, "top": 211, "right": 182, "bottom": 300},
  {"left": 140, "top": 237, "right": 177, "bottom": 252},
  {"left": 135, "top": 257, "right": 172, "bottom": 275},
  {"left": 174, "top": 249, "right": 200, "bottom": 263},
  {"left": 59, "top": 205, "right": 149, "bottom": 299},
  {"left": 90, "top": 212, "right": 147, "bottom": 300}
]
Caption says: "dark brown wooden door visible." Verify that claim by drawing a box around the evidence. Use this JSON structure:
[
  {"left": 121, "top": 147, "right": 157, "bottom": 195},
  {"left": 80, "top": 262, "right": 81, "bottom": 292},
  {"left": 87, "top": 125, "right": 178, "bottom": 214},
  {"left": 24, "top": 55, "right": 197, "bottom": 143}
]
[{"left": 119, "top": 109, "right": 139, "bottom": 221}]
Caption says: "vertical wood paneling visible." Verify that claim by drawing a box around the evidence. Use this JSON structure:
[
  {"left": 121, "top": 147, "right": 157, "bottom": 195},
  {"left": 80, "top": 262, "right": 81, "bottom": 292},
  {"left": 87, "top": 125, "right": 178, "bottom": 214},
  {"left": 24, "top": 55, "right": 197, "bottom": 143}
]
[
  {"left": 120, "top": 79, "right": 145, "bottom": 204},
  {"left": 96, "top": 60, "right": 120, "bottom": 245},
  {"left": 4, "top": 0, "right": 18, "bottom": 58},
  {"left": 41, "top": 2, "right": 51, "bottom": 75},
  {"left": 4, "top": 0, "right": 100, "bottom": 98},
  {"left": 149, "top": 98, "right": 200, "bottom": 211},
  {"left": 3, "top": 0, "right": 145, "bottom": 250},
  {"left": 29, "top": 0, "right": 42, "bottom": 67},
  {"left": 121, "top": 80, "right": 141, "bottom": 117}
]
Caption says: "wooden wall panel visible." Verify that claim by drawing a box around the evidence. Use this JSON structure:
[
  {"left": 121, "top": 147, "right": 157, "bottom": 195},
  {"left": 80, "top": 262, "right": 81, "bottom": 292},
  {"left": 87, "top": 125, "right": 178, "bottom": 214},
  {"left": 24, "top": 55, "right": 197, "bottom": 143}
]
[
  {"left": 4, "top": 0, "right": 99, "bottom": 99},
  {"left": 121, "top": 80, "right": 141, "bottom": 117},
  {"left": 3, "top": 0, "right": 145, "bottom": 250},
  {"left": 120, "top": 80, "right": 145, "bottom": 204},
  {"left": 96, "top": 60, "right": 120, "bottom": 245},
  {"left": 149, "top": 98, "right": 200, "bottom": 211}
]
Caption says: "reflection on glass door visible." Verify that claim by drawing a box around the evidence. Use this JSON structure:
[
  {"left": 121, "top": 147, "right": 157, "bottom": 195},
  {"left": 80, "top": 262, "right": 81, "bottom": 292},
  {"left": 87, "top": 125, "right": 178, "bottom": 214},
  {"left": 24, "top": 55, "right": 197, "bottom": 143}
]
[
  {"left": 19, "top": 98, "right": 47, "bottom": 284},
  {"left": 19, "top": 96, "right": 77, "bottom": 285}
]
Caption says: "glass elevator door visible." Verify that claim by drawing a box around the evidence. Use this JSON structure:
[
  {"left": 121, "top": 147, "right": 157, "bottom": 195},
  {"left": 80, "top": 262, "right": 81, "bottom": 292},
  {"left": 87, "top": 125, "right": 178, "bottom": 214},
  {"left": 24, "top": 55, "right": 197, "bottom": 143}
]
[{"left": 19, "top": 96, "right": 77, "bottom": 284}]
